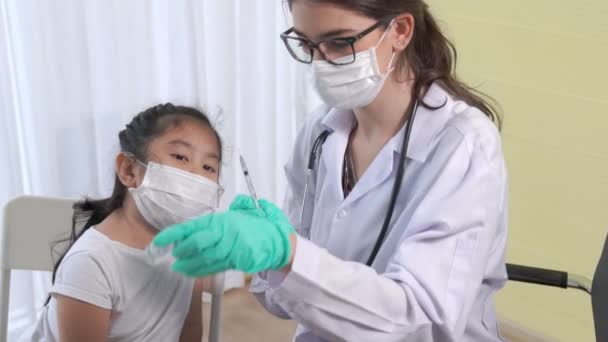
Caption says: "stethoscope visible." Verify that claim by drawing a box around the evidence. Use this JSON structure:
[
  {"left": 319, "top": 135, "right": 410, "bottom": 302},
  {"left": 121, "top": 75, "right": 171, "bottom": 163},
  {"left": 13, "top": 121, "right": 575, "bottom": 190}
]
[{"left": 299, "top": 100, "right": 419, "bottom": 266}]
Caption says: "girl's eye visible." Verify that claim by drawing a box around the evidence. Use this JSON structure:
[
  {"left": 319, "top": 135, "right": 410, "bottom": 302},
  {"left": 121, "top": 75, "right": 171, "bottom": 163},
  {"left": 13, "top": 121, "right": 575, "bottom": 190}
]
[
  {"left": 203, "top": 164, "right": 217, "bottom": 173},
  {"left": 172, "top": 154, "right": 189, "bottom": 162}
]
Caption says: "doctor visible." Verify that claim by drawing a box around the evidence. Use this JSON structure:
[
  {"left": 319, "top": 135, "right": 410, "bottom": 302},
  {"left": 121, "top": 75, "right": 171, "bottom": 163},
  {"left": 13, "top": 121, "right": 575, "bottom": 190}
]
[{"left": 154, "top": 0, "right": 508, "bottom": 341}]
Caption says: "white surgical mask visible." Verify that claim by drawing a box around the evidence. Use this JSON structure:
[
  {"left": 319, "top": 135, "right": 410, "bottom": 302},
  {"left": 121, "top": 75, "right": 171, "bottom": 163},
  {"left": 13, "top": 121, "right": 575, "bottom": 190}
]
[
  {"left": 312, "top": 21, "right": 396, "bottom": 110},
  {"left": 129, "top": 160, "right": 223, "bottom": 230}
]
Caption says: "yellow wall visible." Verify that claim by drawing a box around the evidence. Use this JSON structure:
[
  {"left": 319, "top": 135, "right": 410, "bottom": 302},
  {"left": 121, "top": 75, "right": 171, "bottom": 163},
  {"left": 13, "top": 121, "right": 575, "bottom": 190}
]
[{"left": 432, "top": 1, "right": 608, "bottom": 340}]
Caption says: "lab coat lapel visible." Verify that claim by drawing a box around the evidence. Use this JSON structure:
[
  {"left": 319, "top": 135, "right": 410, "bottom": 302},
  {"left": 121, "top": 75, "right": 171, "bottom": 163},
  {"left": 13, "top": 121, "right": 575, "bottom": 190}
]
[
  {"left": 320, "top": 128, "right": 349, "bottom": 201},
  {"left": 342, "top": 144, "right": 395, "bottom": 206},
  {"left": 320, "top": 108, "right": 356, "bottom": 202}
]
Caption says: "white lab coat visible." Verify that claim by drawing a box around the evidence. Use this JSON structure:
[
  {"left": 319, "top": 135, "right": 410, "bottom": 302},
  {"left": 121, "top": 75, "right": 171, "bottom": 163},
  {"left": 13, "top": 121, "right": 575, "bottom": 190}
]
[{"left": 250, "top": 83, "right": 508, "bottom": 342}]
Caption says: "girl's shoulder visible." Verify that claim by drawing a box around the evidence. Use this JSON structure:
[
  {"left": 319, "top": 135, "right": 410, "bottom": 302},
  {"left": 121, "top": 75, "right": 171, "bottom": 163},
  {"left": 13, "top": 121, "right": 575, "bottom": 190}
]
[
  {"left": 62, "top": 227, "right": 115, "bottom": 260},
  {"left": 51, "top": 229, "right": 118, "bottom": 309}
]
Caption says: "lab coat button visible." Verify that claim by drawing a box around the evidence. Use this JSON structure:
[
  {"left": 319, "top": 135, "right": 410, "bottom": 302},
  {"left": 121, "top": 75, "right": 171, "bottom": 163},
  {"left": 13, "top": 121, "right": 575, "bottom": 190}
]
[{"left": 337, "top": 209, "right": 347, "bottom": 219}]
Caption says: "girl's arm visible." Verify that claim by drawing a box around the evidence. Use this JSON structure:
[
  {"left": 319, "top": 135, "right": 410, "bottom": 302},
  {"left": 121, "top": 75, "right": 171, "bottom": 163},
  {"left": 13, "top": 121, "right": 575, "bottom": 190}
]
[
  {"left": 179, "top": 278, "right": 206, "bottom": 342},
  {"left": 56, "top": 295, "right": 111, "bottom": 342}
]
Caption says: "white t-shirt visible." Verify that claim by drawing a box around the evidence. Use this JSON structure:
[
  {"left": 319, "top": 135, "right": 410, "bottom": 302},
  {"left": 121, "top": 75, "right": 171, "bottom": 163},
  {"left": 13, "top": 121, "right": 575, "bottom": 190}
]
[{"left": 24, "top": 228, "right": 194, "bottom": 342}]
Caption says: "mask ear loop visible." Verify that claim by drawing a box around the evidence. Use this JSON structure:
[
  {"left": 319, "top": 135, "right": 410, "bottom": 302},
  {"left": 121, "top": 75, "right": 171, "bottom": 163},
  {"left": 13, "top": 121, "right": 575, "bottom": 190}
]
[
  {"left": 123, "top": 152, "right": 148, "bottom": 168},
  {"left": 386, "top": 52, "right": 397, "bottom": 74},
  {"left": 375, "top": 19, "right": 396, "bottom": 49},
  {"left": 374, "top": 19, "right": 398, "bottom": 76},
  {"left": 122, "top": 152, "right": 149, "bottom": 190}
]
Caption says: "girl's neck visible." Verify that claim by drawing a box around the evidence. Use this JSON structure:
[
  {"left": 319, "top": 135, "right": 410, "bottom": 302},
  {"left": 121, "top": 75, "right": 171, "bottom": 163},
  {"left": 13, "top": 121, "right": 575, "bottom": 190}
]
[{"left": 96, "top": 197, "right": 156, "bottom": 250}]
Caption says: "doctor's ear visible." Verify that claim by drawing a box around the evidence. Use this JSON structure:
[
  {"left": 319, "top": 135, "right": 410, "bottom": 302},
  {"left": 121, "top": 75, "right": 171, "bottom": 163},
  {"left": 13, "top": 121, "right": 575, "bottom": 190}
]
[
  {"left": 115, "top": 153, "right": 141, "bottom": 188},
  {"left": 391, "top": 14, "right": 415, "bottom": 52}
]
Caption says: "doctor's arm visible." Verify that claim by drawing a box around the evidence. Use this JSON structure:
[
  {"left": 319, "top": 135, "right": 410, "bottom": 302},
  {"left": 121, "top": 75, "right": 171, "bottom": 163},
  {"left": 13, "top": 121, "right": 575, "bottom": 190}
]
[
  {"left": 249, "top": 116, "right": 322, "bottom": 320},
  {"left": 248, "top": 178, "right": 307, "bottom": 320},
  {"left": 264, "top": 136, "right": 507, "bottom": 341}
]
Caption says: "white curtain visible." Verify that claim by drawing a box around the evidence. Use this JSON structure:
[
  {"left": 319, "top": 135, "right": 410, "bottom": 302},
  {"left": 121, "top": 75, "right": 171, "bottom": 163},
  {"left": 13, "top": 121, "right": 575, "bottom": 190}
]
[{"left": 0, "top": 0, "right": 321, "bottom": 340}]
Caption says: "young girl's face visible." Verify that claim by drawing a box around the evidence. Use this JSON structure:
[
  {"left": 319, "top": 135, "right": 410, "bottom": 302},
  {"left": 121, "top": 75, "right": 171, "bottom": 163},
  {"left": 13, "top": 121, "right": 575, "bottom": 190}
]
[{"left": 137, "top": 117, "right": 221, "bottom": 183}]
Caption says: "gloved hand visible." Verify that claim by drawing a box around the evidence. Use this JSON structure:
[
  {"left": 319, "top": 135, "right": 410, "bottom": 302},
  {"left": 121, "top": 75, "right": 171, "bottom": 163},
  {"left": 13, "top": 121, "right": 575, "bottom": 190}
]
[{"left": 153, "top": 195, "right": 295, "bottom": 277}]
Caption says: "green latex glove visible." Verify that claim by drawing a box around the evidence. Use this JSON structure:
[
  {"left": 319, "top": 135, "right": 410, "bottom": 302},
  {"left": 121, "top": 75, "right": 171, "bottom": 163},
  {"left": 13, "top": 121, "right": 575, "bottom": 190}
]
[{"left": 153, "top": 195, "right": 295, "bottom": 277}]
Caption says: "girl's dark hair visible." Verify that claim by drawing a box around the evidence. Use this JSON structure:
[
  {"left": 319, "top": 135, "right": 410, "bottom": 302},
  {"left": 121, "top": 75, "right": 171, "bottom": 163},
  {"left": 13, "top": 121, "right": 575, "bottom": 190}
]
[
  {"left": 288, "top": 0, "right": 501, "bottom": 127},
  {"left": 46, "top": 103, "right": 222, "bottom": 305}
]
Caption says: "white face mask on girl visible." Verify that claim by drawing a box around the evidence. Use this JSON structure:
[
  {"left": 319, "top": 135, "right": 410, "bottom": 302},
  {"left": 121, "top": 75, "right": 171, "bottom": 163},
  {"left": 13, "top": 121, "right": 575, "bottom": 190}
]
[
  {"left": 312, "top": 20, "right": 396, "bottom": 110},
  {"left": 128, "top": 159, "right": 224, "bottom": 231}
]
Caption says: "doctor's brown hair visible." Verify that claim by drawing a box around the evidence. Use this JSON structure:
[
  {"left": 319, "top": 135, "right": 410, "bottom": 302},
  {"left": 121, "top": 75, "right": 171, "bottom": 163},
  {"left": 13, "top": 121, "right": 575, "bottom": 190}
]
[
  {"left": 45, "top": 103, "right": 222, "bottom": 305},
  {"left": 287, "top": 0, "right": 501, "bottom": 127}
]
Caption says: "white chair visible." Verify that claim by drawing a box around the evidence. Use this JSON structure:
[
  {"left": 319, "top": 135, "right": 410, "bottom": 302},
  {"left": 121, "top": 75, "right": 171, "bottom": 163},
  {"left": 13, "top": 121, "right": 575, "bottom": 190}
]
[{"left": 1, "top": 195, "right": 224, "bottom": 342}]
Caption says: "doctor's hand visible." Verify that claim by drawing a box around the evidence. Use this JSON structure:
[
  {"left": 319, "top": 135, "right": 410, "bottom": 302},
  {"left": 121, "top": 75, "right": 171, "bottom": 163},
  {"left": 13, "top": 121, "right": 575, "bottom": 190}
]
[{"left": 153, "top": 195, "right": 295, "bottom": 277}]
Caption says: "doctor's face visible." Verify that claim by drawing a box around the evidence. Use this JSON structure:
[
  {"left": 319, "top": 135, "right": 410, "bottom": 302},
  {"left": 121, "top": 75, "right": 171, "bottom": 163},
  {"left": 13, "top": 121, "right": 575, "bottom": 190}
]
[{"left": 289, "top": 0, "right": 396, "bottom": 71}]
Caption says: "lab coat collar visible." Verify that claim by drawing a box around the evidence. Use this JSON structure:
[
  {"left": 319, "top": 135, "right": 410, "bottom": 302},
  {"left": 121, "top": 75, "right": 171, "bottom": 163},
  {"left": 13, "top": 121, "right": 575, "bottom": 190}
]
[{"left": 321, "top": 83, "right": 450, "bottom": 163}]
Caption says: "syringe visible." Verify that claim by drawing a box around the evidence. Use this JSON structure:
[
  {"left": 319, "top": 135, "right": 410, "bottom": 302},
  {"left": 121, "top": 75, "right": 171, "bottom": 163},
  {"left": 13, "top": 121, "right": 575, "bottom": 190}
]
[{"left": 239, "top": 154, "right": 260, "bottom": 209}]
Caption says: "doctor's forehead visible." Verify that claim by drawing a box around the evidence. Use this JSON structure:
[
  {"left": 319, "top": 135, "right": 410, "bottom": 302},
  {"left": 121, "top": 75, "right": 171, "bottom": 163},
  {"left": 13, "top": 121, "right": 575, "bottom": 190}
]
[{"left": 290, "top": 1, "right": 374, "bottom": 40}]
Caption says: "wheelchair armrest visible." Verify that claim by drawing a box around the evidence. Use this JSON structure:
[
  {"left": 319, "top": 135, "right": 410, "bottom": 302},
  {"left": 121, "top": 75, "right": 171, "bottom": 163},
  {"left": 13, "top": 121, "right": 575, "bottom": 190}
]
[{"left": 506, "top": 263, "right": 568, "bottom": 288}]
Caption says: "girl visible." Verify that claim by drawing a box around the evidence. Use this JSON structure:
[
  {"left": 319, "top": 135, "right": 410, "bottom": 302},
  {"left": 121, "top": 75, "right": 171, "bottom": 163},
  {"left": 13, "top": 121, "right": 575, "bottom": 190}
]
[
  {"left": 26, "top": 103, "right": 223, "bottom": 342},
  {"left": 154, "top": 0, "right": 508, "bottom": 341}
]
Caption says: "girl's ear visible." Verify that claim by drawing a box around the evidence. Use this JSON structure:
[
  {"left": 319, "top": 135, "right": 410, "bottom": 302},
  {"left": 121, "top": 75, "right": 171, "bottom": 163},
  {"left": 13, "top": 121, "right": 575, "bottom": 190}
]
[{"left": 116, "top": 153, "right": 142, "bottom": 188}]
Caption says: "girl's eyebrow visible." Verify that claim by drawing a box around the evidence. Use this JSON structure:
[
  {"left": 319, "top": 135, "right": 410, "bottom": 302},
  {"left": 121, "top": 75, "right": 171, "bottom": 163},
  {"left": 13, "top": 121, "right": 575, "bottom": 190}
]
[
  {"left": 168, "top": 139, "right": 220, "bottom": 160},
  {"left": 205, "top": 152, "right": 221, "bottom": 161},
  {"left": 167, "top": 139, "right": 192, "bottom": 148}
]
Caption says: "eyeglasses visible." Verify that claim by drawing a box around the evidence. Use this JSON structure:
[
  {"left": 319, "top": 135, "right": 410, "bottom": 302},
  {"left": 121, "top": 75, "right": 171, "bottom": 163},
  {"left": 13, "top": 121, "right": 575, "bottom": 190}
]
[{"left": 280, "top": 19, "right": 390, "bottom": 66}]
